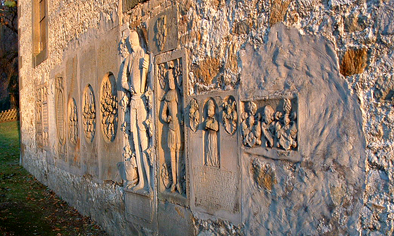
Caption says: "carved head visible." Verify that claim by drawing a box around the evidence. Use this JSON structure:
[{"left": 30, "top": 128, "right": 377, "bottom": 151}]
[
  {"left": 263, "top": 105, "right": 274, "bottom": 124},
  {"left": 128, "top": 31, "right": 140, "bottom": 49},
  {"left": 207, "top": 99, "right": 215, "bottom": 118},
  {"left": 246, "top": 101, "right": 257, "bottom": 116}
]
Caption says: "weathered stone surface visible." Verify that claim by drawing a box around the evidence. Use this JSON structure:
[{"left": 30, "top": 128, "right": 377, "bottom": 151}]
[
  {"left": 240, "top": 23, "right": 365, "bottom": 235},
  {"left": 269, "top": 0, "right": 290, "bottom": 26},
  {"left": 191, "top": 57, "right": 221, "bottom": 86},
  {"left": 17, "top": 0, "right": 394, "bottom": 235},
  {"left": 340, "top": 48, "right": 368, "bottom": 76}
]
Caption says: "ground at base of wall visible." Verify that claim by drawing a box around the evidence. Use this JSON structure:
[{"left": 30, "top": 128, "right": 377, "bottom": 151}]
[{"left": 0, "top": 121, "right": 108, "bottom": 236}]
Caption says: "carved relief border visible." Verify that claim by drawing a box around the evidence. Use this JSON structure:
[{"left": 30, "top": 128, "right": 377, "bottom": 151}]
[{"left": 155, "top": 48, "right": 188, "bottom": 206}]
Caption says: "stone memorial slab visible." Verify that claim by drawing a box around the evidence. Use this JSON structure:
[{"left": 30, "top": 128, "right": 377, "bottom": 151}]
[
  {"left": 66, "top": 55, "right": 81, "bottom": 168},
  {"left": 120, "top": 31, "right": 156, "bottom": 227},
  {"left": 55, "top": 77, "right": 66, "bottom": 159},
  {"left": 155, "top": 49, "right": 188, "bottom": 206},
  {"left": 187, "top": 90, "right": 241, "bottom": 223},
  {"left": 148, "top": 6, "right": 178, "bottom": 55},
  {"left": 35, "top": 83, "right": 49, "bottom": 150}
]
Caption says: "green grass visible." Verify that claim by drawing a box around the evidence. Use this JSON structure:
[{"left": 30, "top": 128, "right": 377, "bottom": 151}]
[{"left": 0, "top": 121, "right": 108, "bottom": 236}]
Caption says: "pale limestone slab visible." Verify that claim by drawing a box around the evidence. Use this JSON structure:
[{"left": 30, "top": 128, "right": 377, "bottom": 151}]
[{"left": 148, "top": 6, "right": 178, "bottom": 55}]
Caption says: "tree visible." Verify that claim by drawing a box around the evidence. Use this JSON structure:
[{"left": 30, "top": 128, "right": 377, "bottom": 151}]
[{"left": 0, "top": 0, "right": 18, "bottom": 110}]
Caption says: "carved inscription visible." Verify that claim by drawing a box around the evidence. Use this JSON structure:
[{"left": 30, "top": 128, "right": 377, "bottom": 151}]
[
  {"left": 188, "top": 98, "right": 200, "bottom": 132},
  {"left": 100, "top": 73, "right": 118, "bottom": 143},
  {"left": 194, "top": 167, "right": 239, "bottom": 213},
  {"left": 82, "top": 84, "right": 96, "bottom": 143},
  {"left": 204, "top": 99, "right": 219, "bottom": 168},
  {"left": 222, "top": 96, "right": 237, "bottom": 135},
  {"left": 68, "top": 98, "right": 78, "bottom": 146},
  {"left": 241, "top": 97, "right": 298, "bottom": 151}
]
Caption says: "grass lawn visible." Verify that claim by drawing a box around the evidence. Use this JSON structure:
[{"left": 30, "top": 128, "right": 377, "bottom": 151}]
[{"left": 0, "top": 121, "right": 108, "bottom": 236}]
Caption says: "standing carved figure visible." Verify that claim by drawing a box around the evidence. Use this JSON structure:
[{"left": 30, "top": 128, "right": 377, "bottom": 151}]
[
  {"left": 241, "top": 101, "right": 261, "bottom": 147},
  {"left": 69, "top": 98, "right": 78, "bottom": 146},
  {"left": 121, "top": 31, "right": 152, "bottom": 192},
  {"left": 276, "top": 99, "right": 297, "bottom": 150},
  {"left": 204, "top": 99, "right": 219, "bottom": 167},
  {"left": 161, "top": 70, "right": 182, "bottom": 193},
  {"left": 261, "top": 105, "right": 275, "bottom": 148}
]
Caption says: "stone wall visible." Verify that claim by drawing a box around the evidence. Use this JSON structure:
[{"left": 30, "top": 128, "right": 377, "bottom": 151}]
[{"left": 18, "top": 0, "right": 394, "bottom": 235}]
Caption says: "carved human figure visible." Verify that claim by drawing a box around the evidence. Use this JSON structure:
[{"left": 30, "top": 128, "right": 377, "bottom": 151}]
[
  {"left": 161, "top": 70, "right": 182, "bottom": 193},
  {"left": 241, "top": 101, "right": 261, "bottom": 147},
  {"left": 276, "top": 99, "right": 297, "bottom": 150},
  {"left": 189, "top": 99, "right": 199, "bottom": 132},
  {"left": 69, "top": 98, "right": 78, "bottom": 145},
  {"left": 204, "top": 99, "right": 219, "bottom": 167},
  {"left": 222, "top": 96, "right": 237, "bottom": 135},
  {"left": 261, "top": 105, "right": 275, "bottom": 148},
  {"left": 121, "top": 31, "right": 152, "bottom": 192}
]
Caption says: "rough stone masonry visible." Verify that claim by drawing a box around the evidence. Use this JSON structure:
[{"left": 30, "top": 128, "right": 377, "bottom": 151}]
[{"left": 18, "top": 0, "right": 394, "bottom": 235}]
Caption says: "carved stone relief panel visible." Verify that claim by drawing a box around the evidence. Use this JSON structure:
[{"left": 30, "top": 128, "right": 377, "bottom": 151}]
[
  {"left": 241, "top": 95, "right": 300, "bottom": 162},
  {"left": 187, "top": 91, "right": 241, "bottom": 223},
  {"left": 156, "top": 49, "right": 187, "bottom": 205},
  {"left": 36, "top": 83, "right": 49, "bottom": 149},
  {"left": 120, "top": 31, "right": 154, "bottom": 193},
  {"left": 68, "top": 98, "right": 78, "bottom": 146},
  {"left": 120, "top": 31, "right": 155, "bottom": 224},
  {"left": 55, "top": 77, "right": 66, "bottom": 156},
  {"left": 82, "top": 84, "right": 96, "bottom": 143},
  {"left": 100, "top": 73, "right": 118, "bottom": 143},
  {"left": 148, "top": 6, "right": 177, "bottom": 55}
]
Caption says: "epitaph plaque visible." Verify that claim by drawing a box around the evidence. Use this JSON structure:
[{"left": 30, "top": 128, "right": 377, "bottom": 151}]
[{"left": 188, "top": 91, "right": 241, "bottom": 223}]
